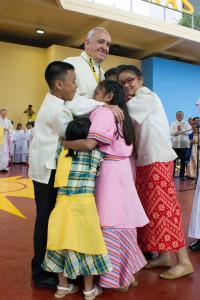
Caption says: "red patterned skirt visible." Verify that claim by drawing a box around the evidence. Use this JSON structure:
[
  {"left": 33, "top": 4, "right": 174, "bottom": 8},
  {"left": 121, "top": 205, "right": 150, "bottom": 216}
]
[{"left": 136, "top": 161, "right": 185, "bottom": 252}]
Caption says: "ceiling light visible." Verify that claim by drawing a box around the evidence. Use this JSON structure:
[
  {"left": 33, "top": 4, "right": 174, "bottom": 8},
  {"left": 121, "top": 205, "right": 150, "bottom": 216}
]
[{"left": 36, "top": 29, "right": 45, "bottom": 34}]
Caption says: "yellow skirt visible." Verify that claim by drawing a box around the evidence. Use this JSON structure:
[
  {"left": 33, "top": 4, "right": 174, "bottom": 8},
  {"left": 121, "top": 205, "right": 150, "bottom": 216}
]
[{"left": 47, "top": 193, "right": 107, "bottom": 255}]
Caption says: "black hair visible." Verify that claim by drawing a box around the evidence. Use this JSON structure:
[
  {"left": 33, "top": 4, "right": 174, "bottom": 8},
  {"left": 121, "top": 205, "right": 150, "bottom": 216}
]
[
  {"left": 193, "top": 117, "right": 200, "bottom": 121},
  {"left": 117, "top": 64, "right": 143, "bottom": 78},
  {"left": 97, "top": 80, "right": 136, "bottom": 154},
  {"left": 176, "top": 111, "right": 184, "bottom": 116},
  {"left": 65, "top": 117, "right": 91, "bottom": 158},
  {"left": 45, "top": 61, "right": 75, "bottom": 89},
  {"left": 104, "top": 67, "right": 118, "bottom": 80},
  {"left": 16, "top": 123, "right": 22, "bottom": 128}
]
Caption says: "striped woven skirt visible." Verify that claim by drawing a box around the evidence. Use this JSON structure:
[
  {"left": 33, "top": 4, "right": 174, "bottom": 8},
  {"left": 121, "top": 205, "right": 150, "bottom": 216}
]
[
  {"left": 99, "top": 228, "right": 146, "bottom": 288},
  {"left": 42, "top": 249, "right": 112, "bottom": 279},
  {"left": 136, "top": 161, "right": 185, "bottom": 252}
]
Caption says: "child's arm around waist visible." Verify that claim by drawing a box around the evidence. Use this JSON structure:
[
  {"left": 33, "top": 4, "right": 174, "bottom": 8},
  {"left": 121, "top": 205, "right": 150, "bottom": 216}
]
[{"left": 62, "top": 138, "right": 98, "bottom": 151}]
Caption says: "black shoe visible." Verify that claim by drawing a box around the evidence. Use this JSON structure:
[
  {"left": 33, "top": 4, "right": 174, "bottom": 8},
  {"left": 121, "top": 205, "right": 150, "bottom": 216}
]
[
  {"left": 143, "top": 252, "right": 158, "bottom": 260},
  {"left": 180, "top": 177, "right": 186, "bottom": 181},
  {"left": 188, "top": 239, "right": 200, "bottom": 251},
  {"left": 34, "top": 275, "right": 58, "bottom": 288}
]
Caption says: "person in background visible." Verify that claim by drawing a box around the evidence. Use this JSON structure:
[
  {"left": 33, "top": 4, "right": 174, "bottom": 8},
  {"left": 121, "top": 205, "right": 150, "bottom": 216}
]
[
  {"left": 117, "top": 64, "right": 193, "bottom": 280},
  {"left": 64, "top": 80, "right": 149, "bottom": 292},
  {"left": 188, "top": 117, "right": 193, "bottom": 127},
  {"left": 11, "top": 123, "right": 24, "bottom": 164},
  {"left": 0, "top": 126, "right": 4, "bottom": 146},
  {"left": 188, "top": 194, "right": 200, "bottom": 251},
  {"left": 42, "top": 118, "right": 112, "bottom": 299},
  {"left": 0, "top": 109, "right": 13, "bottom": 172},
  {"left": 21, "top": 122, "right": 33, "bottom": 164},
  {"left": 193, "top": 116, "right": 200, "bottom": 125},
  {"left": 188, "top": 100, "right": 200, "bottom": 252},
  {"left": 185, "top": 120, "right": 198, "bottom": 179},
  {"left": 170, "top": 111, "right": 191, "bottom": 181},
  {"left": 24, "top": 104, "right": 36, "bottom": 127}
]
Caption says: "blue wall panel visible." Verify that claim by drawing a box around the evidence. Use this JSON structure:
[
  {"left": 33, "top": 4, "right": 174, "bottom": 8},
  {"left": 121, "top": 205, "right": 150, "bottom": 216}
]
[{"left": 142, "top": 57, "right": 200, "bottom": 125}]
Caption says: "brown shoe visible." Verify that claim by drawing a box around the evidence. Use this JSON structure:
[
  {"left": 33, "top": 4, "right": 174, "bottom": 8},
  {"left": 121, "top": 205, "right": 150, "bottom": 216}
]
[
  {"left": 130, "top": 280, "right": 138, "bottom": 287},
  {"left": 160, "top": 264, "right": 194, "bottom": 280},
  {"left": 114, "top": 286, "right": 129, "bottom": 292}
]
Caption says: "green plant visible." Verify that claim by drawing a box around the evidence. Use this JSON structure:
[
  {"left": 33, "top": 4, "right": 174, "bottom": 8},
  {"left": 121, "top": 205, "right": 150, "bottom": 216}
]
[{"left": 178, "top": 12, "right": 200, "bottom": 30}]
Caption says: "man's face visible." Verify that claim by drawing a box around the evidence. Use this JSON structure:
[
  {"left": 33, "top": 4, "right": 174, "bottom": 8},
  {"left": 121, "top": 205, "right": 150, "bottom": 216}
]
[
  {"left": 176, "top": 112, "right": 184, "bottom": 122},
  {"left": 0, "top": 110, "right": 7, "bottom": 118},
  {"left": 85, "top": 29, "right": 111, "bottom": 64},
  {"left": 27, "top": 123, "right": 32, "bottom": 129},
  {"left": 194, "top": 118, "right": 200, "bottom": 124}
]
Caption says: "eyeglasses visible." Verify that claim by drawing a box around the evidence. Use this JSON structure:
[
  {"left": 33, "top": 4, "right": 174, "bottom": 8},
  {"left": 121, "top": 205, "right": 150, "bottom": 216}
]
[{"left": 119, "top": 77, "right": 138, "bottom": 86}]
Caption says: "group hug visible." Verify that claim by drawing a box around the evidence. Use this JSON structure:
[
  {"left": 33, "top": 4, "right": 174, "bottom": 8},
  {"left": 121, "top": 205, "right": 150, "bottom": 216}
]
[{"left": 28, "top": 27, "right": 194, "bottom": 300}]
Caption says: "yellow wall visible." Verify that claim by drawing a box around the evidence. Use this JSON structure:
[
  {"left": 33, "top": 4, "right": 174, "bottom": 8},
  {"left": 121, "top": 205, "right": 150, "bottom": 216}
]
[
  {"left": 0, "top": 42, "right": 47, "bottom": 128},
  {"left": 0, "top": 42, "right": 140, "bottom": 127}
]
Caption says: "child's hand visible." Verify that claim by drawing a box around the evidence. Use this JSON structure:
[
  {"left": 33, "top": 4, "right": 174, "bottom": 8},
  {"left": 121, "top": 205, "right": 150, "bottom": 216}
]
[
  {"left": 105, "top": 105, "right": 124, "bottom": 123},
  {"left": 62, "top": 139, "right": 68, "bottom": 148}
]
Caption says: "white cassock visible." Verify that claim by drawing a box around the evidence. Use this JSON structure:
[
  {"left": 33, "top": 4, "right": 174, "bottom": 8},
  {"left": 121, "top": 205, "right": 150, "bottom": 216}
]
[
  {"left": 188, "top": 173, "right": 200, "bottom": 239},
  {"left": 12, "top": 129, "right": 24, "bottom": 163},
  {"left": 0, "top": 117, "right": 13, "bottom": 170},
  {"left": 21, "top": 128, "right": 32, "bottom": 163}
]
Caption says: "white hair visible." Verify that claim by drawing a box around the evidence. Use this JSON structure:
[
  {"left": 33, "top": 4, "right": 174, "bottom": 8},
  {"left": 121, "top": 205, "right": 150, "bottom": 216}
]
[{"left": 86, "top": 27, "right": 108, "bottom": 41}]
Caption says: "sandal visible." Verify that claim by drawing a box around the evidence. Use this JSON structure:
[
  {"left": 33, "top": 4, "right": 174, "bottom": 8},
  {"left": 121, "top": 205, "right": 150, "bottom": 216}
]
[
  {"left": 54, "top": 284, "right": 78, "bottom": 298},
  {"left": 83, "top": 284, "right": 103, "bottom": 300}
]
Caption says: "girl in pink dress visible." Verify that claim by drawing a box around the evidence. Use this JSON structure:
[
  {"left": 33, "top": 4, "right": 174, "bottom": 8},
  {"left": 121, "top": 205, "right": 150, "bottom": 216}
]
[{"left": 64, "top": 80, "right": 149, "bottom": 293}]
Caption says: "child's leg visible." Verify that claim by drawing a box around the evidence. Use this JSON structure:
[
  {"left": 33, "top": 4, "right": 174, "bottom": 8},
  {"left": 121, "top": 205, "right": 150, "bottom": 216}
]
[
  {"left": 55, "top": 273, "right": 78, "bottom": 298},
  {"left": 83, "top": 275, "right": 94, "bottom": 291},
  {"left": 58, "top": 272, "right": 68, "bottom": 286},
  {"left": 83, "top": 275, "right": 102, "bottom": 300},
  {"left": 56, "top": 273, "right": 69, "bottom": 295}
]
